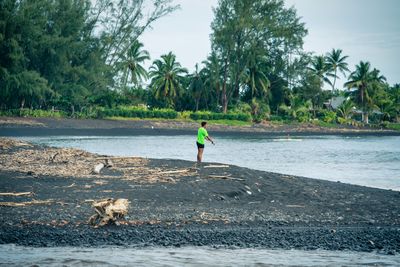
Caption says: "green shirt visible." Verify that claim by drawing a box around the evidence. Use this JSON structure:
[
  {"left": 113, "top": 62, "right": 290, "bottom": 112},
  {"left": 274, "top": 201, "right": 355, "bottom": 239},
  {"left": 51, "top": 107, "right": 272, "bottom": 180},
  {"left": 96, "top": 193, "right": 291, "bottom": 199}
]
[{"left": 197, "top": 127, "right": 208, "bottom": 145}]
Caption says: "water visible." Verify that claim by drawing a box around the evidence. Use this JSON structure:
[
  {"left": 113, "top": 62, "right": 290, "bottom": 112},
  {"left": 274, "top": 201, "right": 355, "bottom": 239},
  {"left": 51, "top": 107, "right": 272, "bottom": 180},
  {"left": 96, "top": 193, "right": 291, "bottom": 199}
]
[
  {"left": 1, "top": 245, "right": 399, "bottom": 267},
  {"left": 19, "top": 135, "right": 400, "bottom": 190}
]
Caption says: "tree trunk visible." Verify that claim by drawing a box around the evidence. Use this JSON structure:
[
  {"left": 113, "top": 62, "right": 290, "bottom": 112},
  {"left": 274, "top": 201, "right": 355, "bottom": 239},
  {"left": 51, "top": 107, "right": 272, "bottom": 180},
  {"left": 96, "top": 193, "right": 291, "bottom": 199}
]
[
  {"left": 222, "top": 91, "right": 228, "bottom": 114},
  {"left": 195, "top": 98, "right": 199, "bottom": 112},
  {"left": 222, "top": 57, "right": 229, "bottom": 114},
  {"left": 332, "top": 68, "right": 337, "bottom": 93},
  {"left": 20, "top": 98, "right": 25, "bottom": 109}
]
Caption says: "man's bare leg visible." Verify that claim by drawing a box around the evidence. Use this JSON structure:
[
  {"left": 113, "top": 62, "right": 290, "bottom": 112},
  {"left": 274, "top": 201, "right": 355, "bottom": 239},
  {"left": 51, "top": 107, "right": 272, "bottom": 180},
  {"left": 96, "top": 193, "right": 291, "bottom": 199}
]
[{"left": 197, "top": 148, "right": 204, "bottom": 163}]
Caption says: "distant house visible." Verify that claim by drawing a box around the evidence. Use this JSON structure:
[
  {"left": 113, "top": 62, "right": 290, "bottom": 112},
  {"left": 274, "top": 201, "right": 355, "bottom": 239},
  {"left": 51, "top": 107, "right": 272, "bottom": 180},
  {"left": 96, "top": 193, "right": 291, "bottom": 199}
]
[{"left": 324, "top": 96, "right": 346, "bottom": 110}]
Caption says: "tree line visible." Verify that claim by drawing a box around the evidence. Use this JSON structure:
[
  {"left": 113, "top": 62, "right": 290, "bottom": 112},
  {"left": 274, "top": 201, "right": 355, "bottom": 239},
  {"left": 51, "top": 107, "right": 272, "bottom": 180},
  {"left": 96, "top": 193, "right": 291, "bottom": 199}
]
[{"left": 0, "top": 0, "right": 399, "bottom": 125}]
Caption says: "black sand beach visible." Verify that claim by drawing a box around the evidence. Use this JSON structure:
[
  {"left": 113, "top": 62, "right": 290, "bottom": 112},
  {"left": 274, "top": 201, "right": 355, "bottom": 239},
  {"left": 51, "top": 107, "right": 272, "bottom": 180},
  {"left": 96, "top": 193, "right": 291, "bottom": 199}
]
[
  {"left": 0, "top": 117, "right": 399, "bottom": 137},
  {"left": 0, "top": 136, "right": 399, "bottom": 254}
]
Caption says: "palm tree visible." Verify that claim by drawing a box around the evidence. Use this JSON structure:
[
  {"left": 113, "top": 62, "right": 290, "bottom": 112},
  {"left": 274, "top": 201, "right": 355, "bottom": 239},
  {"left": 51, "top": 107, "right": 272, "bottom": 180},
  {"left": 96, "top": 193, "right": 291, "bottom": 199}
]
[
  {"left": 122, "top": 40, "right": 150, "bottom": 88},
  {"left": 149, "top": 52, "right": 188, "bottom": 107},
  {"left": 325, "top": 49, "right": 349, "bottom": 92},
  {"left": 279, "top": 96, "right": 311, "bottom": 122},
  {"left": 245, "top": 53, "right": 270, "bottom": 99},
  {"left": 189, "top": 64, "right": 204, "bottom": 111},
  {"left": 337, "top": 99, "right": 355, "bottom": 120},
  {"left": 344, "top": 61, "right": 386, "bottom": 123},
  {"left": 307, "top": 55, "right": 334, "bottom": 88}
]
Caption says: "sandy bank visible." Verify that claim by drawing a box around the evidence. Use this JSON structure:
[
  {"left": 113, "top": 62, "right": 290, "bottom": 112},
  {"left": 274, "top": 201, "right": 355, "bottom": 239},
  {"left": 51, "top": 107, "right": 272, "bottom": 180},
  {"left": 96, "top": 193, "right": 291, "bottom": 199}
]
[
  {"left": 1, "top": 117, "right": 399, "bottom": 136},
  {"left": 0, "top": 138, "right": 399, "bottom": 253}
]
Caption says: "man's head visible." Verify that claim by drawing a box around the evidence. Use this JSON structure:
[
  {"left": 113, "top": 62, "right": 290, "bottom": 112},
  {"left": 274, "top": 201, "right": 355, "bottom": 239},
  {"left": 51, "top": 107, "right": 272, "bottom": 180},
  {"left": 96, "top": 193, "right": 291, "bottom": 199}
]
[{"left": 201, "top": 121, "right": 207, "bottom": 127}]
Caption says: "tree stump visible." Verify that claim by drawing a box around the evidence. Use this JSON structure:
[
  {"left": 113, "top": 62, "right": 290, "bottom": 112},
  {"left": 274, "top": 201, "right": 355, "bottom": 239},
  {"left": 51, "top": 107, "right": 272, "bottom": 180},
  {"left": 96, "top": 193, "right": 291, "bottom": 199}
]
[{"left": 88, "top": 198, "right": 129, "bottom": 227}]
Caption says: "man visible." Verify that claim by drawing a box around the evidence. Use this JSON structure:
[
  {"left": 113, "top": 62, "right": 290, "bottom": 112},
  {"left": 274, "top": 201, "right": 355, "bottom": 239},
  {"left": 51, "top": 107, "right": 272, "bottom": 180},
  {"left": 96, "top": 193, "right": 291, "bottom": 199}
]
[{"left": 196, "top": 121, "right": 214, "bottom": 163}]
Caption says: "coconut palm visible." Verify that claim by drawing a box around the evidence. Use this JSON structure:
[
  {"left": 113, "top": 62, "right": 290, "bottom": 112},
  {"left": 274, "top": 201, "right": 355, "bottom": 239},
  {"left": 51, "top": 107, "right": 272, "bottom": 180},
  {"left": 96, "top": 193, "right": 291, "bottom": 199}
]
[
  {"left": 121, "top": 40, "right": 150, "bottom": 87},
  {"left": 325, "top": 49, "right": 349, "bottom": 92},
  {"left": 279, "top": 96, "right": 311, "bottom": 122},
  {"left": 149, "top": 52, "right": 188, "bottom": 107},
  {"left": 189, "top": 64, "right": 204, "bottom": 111},
  {"left": 344, "top": 61, "right": 386, "bottom": 123},
  {"left": 245, "top": 53, "right": 270, "bottom": 98},
  {"left": 337, "top": 99, "right": 355, "bottom": 120},
  {"left": 307, "top": 55, "right": 333, "bottom": 87}
]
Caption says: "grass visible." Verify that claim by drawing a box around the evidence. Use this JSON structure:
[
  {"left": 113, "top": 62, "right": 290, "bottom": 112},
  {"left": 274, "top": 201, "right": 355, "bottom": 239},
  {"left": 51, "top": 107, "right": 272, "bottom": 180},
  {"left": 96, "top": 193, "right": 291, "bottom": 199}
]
[
  {"left": 386, "top": 123, "right": 400, "bottom": 131},
  {"left": 106, "top": 116, "right": 252, "bottom": 127}
]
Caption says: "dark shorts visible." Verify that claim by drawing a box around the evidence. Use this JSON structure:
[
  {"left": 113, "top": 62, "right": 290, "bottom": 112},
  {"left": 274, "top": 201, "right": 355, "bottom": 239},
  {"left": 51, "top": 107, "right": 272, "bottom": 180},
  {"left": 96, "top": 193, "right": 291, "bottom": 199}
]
[{"left": 196, "top": 142, "right": 205, "bottom": 149}]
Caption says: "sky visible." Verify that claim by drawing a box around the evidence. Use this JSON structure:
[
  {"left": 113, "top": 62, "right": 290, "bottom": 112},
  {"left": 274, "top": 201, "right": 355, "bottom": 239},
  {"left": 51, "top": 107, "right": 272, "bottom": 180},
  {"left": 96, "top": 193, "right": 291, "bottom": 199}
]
[{"left": 140, "top": 0, "right": 400, "bottom": 86}]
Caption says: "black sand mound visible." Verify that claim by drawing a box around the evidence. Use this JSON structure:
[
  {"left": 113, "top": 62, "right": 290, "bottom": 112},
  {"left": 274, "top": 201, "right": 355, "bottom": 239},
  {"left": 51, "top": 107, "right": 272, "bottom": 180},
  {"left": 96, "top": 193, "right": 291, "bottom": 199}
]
[{"left": 1, "top": 152, "right": 400, "bottom": 253}]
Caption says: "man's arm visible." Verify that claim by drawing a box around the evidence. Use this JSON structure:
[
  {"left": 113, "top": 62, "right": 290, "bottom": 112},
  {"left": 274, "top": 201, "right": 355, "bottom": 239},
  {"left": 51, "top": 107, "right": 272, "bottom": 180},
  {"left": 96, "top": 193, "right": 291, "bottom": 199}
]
[{"left": 206, "top": 136, "right": 215, "bottom": 145}]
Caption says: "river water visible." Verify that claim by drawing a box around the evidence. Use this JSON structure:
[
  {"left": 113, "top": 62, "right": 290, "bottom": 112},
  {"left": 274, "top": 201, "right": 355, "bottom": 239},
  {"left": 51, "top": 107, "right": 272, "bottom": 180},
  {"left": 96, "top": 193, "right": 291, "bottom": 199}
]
[
  {"left": 1, "top": 245, "right": 400, "bottom": 267},
  {"left": 4, "top": 134, "right": 400, "bottom": 266},
  {"left": 19, "top": 135, "right": 400, "bottom": 190}
]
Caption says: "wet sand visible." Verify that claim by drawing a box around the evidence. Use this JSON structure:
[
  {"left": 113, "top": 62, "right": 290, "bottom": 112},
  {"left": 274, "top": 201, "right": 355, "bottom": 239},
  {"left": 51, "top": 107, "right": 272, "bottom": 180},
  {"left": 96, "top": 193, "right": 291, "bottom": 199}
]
[
  {"left": 0, "top": 138, "right": 399, "bottom": 254},
  {"left": 0, "top": 117, "right": 399, "bottom": 136}
]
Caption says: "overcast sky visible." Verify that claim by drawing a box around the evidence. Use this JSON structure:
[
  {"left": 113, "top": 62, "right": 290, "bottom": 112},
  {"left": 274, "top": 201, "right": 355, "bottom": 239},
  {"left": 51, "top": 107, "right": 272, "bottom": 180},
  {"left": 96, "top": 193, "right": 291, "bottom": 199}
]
[{"left": 141, "top": 0, "right": 400, "bottom": 86}]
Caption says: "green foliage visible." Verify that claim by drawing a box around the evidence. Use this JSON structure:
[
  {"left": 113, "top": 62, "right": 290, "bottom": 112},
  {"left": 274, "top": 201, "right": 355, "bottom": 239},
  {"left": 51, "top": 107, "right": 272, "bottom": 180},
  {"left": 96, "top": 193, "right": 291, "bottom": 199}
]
[
  {"left": 313, "top": 120, "right": 339, "bottom": 128},
  {"left": 0, "top": 109, "right": 66, "bottom": 118},
  {"left": 337, "top": 99, "right": 355, "bottom": 120},
  {"left": 99, "top": 106, "right": 178, "bottom": 119},
  {"left": 337, "top": 117, "right": 352, "bottom": 125},
  {"left": 0, "top": 0, "right": 398, "bottom": 130},
  {"left": 384, "top": 123, "right": 400, "bottom": 131},
  {"left": 317, "top": 110, "right": 337, "bottom": 123},
  {"left": 189, "top": 111, "right": 251, "bottom": 122},
  {"left": 279, "top": 97, "right": 311, "bottom": 122},
  {"left": 211, "top": 0, "right": 307, "bottom": 112},
  {"left": 206, "top": 120, "right": 251, "bottom": 126},
  {"left": 149, "top": 52, "right": 188, "bottom": 108}
]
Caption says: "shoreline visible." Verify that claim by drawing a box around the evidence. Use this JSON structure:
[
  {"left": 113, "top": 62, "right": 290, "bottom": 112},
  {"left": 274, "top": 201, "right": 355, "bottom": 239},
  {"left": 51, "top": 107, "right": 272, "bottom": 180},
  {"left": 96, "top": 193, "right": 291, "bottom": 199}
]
[
  {"left": 1, "top": 117, "right": 399, "bottom": 137},
  {"left": 0, "top": 138, "right": 399, "bottom": 253}
]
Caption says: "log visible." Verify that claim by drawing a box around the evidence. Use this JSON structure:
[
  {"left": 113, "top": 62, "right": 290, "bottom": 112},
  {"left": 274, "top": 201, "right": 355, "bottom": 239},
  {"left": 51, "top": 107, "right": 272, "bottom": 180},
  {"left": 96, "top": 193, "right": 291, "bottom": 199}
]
[
  {"left": 158, "top": 169, "right": 190, "bottom": 175},
  {"left": 96, "top": 156, "right": 142, "bottom": 160},
  {"left": 204, "top": 165, "right": 230, "bottom": 168},
  {"left": 0, "top": 192, "right": 32, "bottom": 196},
  {"left": 208, "top": 175, "right": 244, "bottom": 181},
  {"left": 92, "top": 163, "right": 105, "bottom": 174},
  {"left": 0, "top": 199, "right": 54, "bottom": 206}
]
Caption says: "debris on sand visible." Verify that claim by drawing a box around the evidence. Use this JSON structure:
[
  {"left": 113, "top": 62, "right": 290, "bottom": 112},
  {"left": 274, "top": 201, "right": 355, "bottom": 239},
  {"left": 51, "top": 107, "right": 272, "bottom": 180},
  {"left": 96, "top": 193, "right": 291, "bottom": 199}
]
[
  {"left": 0, "top": 192, "right": 32, "bottom": 197},
  {"left": 88, "top": 198, "right": 129, "bottom": 227},
  {"left": 0, "top": 138, "right": 198, "bottom": 183},
  {"left": 0, "top": 199, "right": 55, "bottom": 207},
  {"left": 204, "top": 165, "right": 230, "bottom": 168},
  {"left": 0, "top": 138, "right": 33, "bottom": 150}
]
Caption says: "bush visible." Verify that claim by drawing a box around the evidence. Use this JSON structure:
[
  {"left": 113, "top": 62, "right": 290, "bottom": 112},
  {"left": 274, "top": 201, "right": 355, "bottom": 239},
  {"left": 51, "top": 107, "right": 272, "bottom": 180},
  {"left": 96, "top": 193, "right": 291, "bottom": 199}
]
[
  {"left": 0, "top": 109, "right": 66, "bottom": 118},
  {"left": 98, "top": 106, "right": 178, "bottom": 119},
  {"left": 318, "top": 110, "right": 337, "bottom": 123}
]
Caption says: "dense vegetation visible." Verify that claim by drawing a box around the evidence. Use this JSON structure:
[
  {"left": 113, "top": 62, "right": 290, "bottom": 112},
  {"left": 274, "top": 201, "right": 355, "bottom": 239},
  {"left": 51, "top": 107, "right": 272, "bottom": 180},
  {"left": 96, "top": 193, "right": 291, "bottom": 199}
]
[{"left": 0, "top": 0, "right": 399, "bottom": 126}]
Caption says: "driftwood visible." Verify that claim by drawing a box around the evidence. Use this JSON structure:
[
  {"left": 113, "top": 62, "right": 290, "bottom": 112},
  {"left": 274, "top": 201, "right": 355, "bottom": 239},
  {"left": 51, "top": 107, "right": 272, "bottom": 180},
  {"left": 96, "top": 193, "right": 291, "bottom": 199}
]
[
  {"left": 0, "top": 199, "right": 54, "bottom": 207},
  {"left": 88, "top": 198, "right": 129, "bottom": 227},
  {"left": 0, "top": 192, "right": 32, "bottom": 196},
  {"left": 158, "top": 169, "right": 190, "bottom": 175},
  {"left": 208, "top": 175, "right": 245, "bottom": 181},
  {"left": 96, "top": 156, "right": 141, "bottom": 160},
  {"left": 92, "top": 163, "right": 105, "bottom": 174},
  {"left": 204, "top": 165, "right": 230, "bottom": 168}
]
